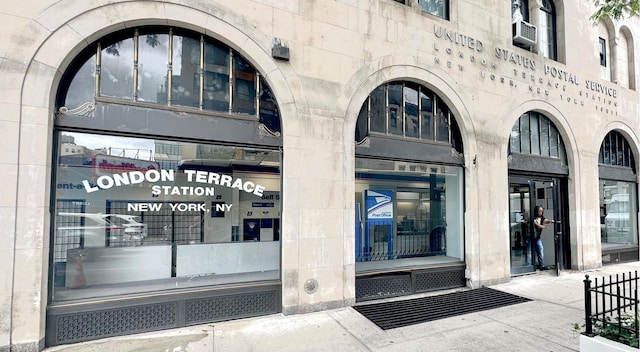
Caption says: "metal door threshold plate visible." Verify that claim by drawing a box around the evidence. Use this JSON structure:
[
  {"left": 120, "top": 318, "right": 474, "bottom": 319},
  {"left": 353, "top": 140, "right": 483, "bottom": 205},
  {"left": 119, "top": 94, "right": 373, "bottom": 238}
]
[{"left": 353, "top": 287, "right": 531, "bottom": 330}]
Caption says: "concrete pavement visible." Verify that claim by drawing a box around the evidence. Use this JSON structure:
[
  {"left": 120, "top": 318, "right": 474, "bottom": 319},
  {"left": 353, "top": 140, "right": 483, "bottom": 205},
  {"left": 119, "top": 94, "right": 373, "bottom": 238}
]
[{"left": 43, "top": 262, "right": 640, "bottom": 352}]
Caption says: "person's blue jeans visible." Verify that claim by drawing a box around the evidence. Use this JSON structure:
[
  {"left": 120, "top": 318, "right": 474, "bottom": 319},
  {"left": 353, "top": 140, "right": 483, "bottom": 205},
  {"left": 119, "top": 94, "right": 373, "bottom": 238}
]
[{"left": 534, "top": 237, "right": 544, "bottom": 268}]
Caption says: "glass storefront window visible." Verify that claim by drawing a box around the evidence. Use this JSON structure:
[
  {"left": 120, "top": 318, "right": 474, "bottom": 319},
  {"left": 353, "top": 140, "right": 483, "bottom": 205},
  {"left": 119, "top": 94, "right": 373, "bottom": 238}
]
[
  {"left": 600, "top": 180, "right": 638, "bottom": 247},
  {"left": 52, "top": 132, "right": 281, "bottom": 301},
  {"left": 355, "top": 158, "right": 464, "bottom": 271}
]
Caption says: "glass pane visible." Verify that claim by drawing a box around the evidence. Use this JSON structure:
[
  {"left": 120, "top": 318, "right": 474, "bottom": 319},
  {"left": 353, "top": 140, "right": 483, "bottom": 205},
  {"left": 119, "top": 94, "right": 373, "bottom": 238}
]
[
  {"left": 530, "top": 113, "right": 540, "bottom": 155},
  {"left": 624, "top": 142, "right": 631, "bottom": 167},
  {"left": 370, "top": 86, "right": 386, "bottom": 133},
  {"left": 540, "top": 116, "right": 550, "bottom": 156},
  {"left": 137, "top": 33, "right": 169, "bottom": 104},
  {"left": 549, "top": 125, "right": 559, "bottom": 157},
  {"left": 601, "top": 181, "right": 638, "bottom": 247},
  {"left": 520, "top": 114, "right": 530, "bottom": 154},
  {"left": 420, "top": 91, "right": 434, "bottom": 140},
  {"left": 404, "top": 84, "right": 419, "bottom": 138},
  {"left": 436, "top": 98, "right": 449, "bottom": 143},
  {"left": 509, "top": 182, "right": 533, "bottom": 274},
  {"left": 172, "top": 34, "right": 201, "bottom": 108},
  {"left": 539, "top": 12, "right": 554, "bottom": 59},
  {"left": 603, "top": 135, "right": 611, "bottom": 164},
  {"left": 64, "top": 54, "right": 96, "bottom": 110},
  {"left": 203, "top": 40, "right": 229, "bottom": 111},
  {"left": 100, "top": 38, "right": 134, "bottom": 99},
  {"left": 420, "top": 0, "right": 448, "bottom": 19},
  {"left": 355, "top": 99, "right": 368, "bottom": 142},
  {"left": 388, "top": 83, "right": 403, "bottom": 136},
  {"left": 259, "top": 77, "right": 281, "bottom": 133},
  {"left": 510, "top": 120, "right": 521, "bottom": 154},
  {"left": 617, "top": 134, "right": 624, "bottom": 166},
  {"left": 52, "top": 132, "right": 281, "bottom": 301},
  {"left": 355, "top": 158, "right": 464, "bottom": 271},
  {"left": 232, "top": 56, "right": 256, "bottom": 115}
]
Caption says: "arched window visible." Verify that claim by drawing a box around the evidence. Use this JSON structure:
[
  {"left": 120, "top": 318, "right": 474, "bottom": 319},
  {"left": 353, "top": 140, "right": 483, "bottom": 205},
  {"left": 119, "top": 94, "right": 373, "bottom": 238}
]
[
  {"left": 58, "top": 26, "right": 281, "bottom": 135},
  {"left": 539, "top": 0, "right": 557, "bottom": 60},
  {"left": 618, "top": 27, "right": 636, "bottom": 90},
  {"left": 509, "top": 111, "right": 565, "bottom": 160},
  {"left": 354, "top": 81, "right": 465, "bottom": 299},
  {"left": 355, "top": 81, "right": 463, "bottom": 154},
  {"left": 49, "top": 26, "right": 283, "bottom": 308},
  {"left": 598, "top": 131, "right": 638, "bottom": 263},
  {"left": 599, "top": 131, "right": 635, "bottom": 168}
]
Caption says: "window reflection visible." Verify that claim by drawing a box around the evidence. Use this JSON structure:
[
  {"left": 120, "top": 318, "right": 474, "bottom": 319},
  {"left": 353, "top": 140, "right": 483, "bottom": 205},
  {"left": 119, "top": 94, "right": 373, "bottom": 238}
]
[
  {"left": 100, "top": 38, "right": 134, "bottom": 99},
  {"left": 52, "top": 132, "right": 281, "bottom": 301},
  {"left": 64, "top": 55, "right": 96, "bottom": 109},
  {"left": 57, "top": 27, "right": 280, "bottom": 134},
  {"left": 600, "top": 180, "right": 638, "bottom": 247},
  {"left": 232, "top": 56, "right": 256, "bottom": 115},
  {"left": 137, "top": 33, "right": 169, "bottom": 103},
  {"left": 203, "top": 40, "right": 230, "bottom": 111},
  {"left": 354, "top": 81, "right": 462, "bottom": 153},
  {"left": 172, "top": 35, "right": 201, "bottom": 108}
]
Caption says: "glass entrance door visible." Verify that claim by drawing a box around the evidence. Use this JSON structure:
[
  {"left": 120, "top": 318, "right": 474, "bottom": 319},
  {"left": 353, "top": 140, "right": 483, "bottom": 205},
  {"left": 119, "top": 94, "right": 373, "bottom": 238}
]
[
  {"left": 509, "top": 181, "right": 533, "bottom": 275},
  {"left": 509, "top": 177, "right": 567, "bottom": 275}
]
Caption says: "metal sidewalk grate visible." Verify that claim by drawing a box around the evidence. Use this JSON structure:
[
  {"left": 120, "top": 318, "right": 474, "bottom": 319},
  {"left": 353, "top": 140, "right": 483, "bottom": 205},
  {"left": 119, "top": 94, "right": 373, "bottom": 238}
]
[{"left": 353, "top": 287, "right": 531, "bottom": 330}]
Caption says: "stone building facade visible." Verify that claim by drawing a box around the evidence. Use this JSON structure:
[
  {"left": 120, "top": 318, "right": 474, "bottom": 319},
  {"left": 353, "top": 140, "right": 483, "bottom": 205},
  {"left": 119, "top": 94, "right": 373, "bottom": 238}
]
[{"left": 1, "top": 0, "right": 638, "bottom": 350}]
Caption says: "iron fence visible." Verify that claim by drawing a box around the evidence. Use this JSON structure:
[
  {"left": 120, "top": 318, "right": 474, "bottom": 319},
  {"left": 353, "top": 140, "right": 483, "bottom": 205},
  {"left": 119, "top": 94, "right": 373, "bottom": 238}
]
[{"left": 583, "top": 271, "right": 639, "bottom": 344}]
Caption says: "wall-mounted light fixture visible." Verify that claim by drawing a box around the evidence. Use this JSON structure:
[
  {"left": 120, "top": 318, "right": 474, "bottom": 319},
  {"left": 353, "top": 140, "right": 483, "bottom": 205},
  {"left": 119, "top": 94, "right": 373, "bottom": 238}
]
[{"left": 272, "top": 37, "right": 290, "bottom": 61}]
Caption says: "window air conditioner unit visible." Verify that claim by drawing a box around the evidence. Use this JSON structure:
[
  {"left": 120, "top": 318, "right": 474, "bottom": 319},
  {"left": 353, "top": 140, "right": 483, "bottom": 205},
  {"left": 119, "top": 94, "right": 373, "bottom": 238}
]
[{"left": 512, "top": 20, "right": 537, "bottom": 47}]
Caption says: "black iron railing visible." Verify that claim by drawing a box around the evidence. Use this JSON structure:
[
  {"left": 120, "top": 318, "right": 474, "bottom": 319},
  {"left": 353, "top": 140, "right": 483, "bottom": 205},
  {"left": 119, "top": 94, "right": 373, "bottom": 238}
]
[
  {"left": 356, "top": 220, "right": 446, "bottom": 262},
  {"left": 583, "top": 271, "right": 639, "bottom": 345}
]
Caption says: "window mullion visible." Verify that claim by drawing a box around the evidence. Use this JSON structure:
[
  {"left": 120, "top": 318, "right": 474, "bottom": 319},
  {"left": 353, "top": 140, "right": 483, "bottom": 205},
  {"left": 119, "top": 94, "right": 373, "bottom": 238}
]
[
  {"left": 255, "top": 72, "right": 260, "bottom": 118},
  {"left": 133, "top": 29, "right": 139, "bottom": 102},
  {"left": 198, "top": 35, "right": 204, "bottom": 110},
  {"left": 229, "top": 49, "right": 234, "bottom": 114},
  {"left": 385, "top": 84, "right": 389, "bottom": 134},
  {"left": 95, "top": 43, "right": 101, "bottom": 98},
  {"left": 167, "top": 28, "right": 173, "bottom": 106}
]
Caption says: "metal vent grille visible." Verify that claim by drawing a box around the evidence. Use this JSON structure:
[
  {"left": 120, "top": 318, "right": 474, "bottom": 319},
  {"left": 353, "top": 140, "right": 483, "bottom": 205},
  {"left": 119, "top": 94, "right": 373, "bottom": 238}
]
[
  {"left": 54, "top": 302, "right": 177, "bottom": 344},
  {"left": 356, "top": 273, "right": 412, "bottom": 301},
  {"left": 415, "top": 268, "right": 466, "bottom": 292},
  {"left": 185, "top": 291, "right": 278, "bottom": 325}
]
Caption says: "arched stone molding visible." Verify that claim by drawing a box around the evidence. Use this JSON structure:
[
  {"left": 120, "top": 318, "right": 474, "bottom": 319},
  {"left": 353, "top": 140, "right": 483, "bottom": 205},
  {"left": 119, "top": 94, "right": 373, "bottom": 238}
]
[
  {"left": 597, "top": 121, "right": 640, "bottom": 177},
  {"left": 14, "top": 1, "right": 300, "bottom": 348},
  {"left": 619, "top": 25, "right": 636, "bottom": 90},
  {"left": 339, "top": 55, "right": 481, "bottom": 283},
  {"left": 598, "top": 17, "right": 617, "bottom": 83},
  {"left": 502, "top": 100, "right": 590, "bottom": 268}
]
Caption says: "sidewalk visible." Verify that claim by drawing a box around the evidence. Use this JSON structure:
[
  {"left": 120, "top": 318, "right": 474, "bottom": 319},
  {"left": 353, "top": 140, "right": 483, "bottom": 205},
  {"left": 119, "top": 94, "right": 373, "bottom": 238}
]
[{"left": 44, "top": 262, "right": 640, "bottom": 352}]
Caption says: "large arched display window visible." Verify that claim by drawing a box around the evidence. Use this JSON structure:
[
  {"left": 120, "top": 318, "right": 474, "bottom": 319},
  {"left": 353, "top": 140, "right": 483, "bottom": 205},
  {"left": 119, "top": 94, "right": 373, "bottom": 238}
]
[
  {"left": 47, "top": 26, "right": 282, "bottom": 346},
  {"left": 598, "top": 131, "right": 638, "bottom": 263},
  {"left": 354, "top": 81, "right": 465, "bottom": 300}
]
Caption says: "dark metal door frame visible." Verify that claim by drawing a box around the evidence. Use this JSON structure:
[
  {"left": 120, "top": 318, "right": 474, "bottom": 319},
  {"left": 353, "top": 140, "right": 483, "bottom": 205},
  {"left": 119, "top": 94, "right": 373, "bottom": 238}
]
[{"left": 509, "top": 174, "right": 568, "bottom": 276}]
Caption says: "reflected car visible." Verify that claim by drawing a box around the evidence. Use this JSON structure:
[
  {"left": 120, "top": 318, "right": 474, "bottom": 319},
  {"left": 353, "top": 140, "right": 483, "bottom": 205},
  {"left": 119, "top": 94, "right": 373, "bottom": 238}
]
[
  {"left": 604, "top": 200, "right": 631, "bottom": 242},
  {"left": 56, "top": 212, "right": 125, "bottom": 247},
  {"left": 101, "top": 214, "right": 147, "bottom": 242}
]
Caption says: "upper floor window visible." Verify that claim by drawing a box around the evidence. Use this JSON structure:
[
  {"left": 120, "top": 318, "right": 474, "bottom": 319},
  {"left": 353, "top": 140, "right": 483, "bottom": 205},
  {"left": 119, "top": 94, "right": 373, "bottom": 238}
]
[
  {"left": 57, "top": 26, "right": 281, "bottom": 135},
  {"left": 539, "top": 0, "right": 557, "bottom": 60},
  {"left": 512, "top": 0, "right": 530, "bottom": 21},
  {"left": 420, "top": 0, "right": 449, "bottom": 20},
  {"left": 355, "top": 81, "right": 462, "bottom": 153},
  {"left": 599, "top": 37, "right": 607, "bottom": 67}
]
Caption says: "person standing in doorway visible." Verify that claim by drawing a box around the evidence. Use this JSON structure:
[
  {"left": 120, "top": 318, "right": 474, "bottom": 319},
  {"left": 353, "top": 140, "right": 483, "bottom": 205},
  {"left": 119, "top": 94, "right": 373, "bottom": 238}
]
[{"left": 533, "top": 205, "right": 554, "bottom": 270}]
